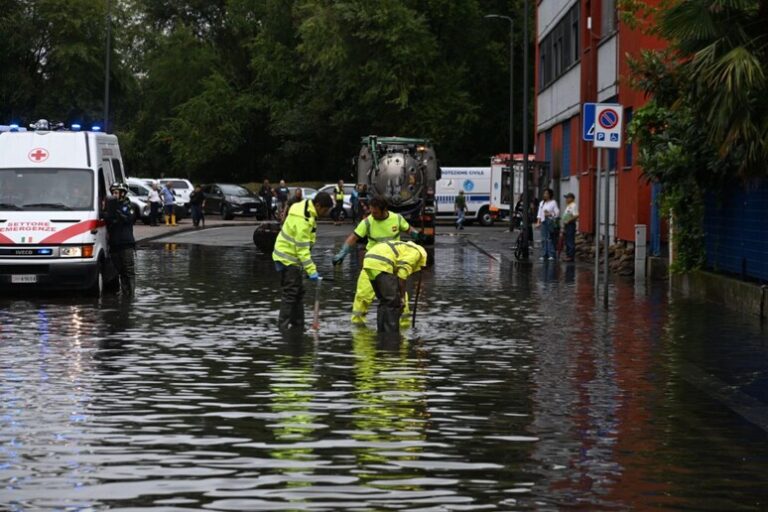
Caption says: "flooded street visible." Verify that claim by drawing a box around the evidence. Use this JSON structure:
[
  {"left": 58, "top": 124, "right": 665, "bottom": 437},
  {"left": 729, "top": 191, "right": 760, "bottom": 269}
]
[{"left": 1, "top": 227, "right": 767, "bottom": 510}]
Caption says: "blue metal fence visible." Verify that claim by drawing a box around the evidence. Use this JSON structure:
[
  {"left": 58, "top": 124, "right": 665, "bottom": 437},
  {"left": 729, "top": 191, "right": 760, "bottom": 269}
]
[{"left": 703, "top": 181, "right": 768, "bottom": 282}]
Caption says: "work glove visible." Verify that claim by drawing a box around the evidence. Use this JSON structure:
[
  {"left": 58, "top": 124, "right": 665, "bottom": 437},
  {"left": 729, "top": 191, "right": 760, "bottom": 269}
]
[
  {"left": 332, "top": 245, "right": 351, "bottom": 265},
  {"left": 410, "top": 231, "right": 422, "bottom": 242},
  {"left": 309, "top": 272, "right": 321, "bottom": 281}
]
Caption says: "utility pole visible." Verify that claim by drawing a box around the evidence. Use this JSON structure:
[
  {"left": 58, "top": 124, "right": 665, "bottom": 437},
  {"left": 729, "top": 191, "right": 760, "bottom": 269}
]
[
  {"left": 103, "top": 0, "right": 112, "bottom": 132},
  {"left": 484, "top": 14, "right": 515, "bottom": 231},
  {"left": 521, "top": 0, "right": 530, "bottom": 259}
]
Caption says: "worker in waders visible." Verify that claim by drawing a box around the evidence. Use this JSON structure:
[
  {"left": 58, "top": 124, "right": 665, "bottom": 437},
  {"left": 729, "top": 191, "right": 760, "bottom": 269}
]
[
  {"left": 272, "top": 191, "right": 333, "bottom": 330},
  {"left": 332, "top": 195, "right": 420, "bottom": 327},
  {"left": 362, "top": 241, "right": 427, "bottom": 333}
]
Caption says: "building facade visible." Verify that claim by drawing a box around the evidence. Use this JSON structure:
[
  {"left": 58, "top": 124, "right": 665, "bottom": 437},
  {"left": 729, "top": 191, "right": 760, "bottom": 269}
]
[{"left": 535, "top": 0, "right": 664, "bottom": 244}]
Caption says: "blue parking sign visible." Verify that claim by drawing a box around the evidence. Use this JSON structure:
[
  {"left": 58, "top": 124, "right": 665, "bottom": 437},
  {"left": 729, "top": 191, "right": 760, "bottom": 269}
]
[{"left": 583, "top": 103, "right": 596, "bottom": 141}]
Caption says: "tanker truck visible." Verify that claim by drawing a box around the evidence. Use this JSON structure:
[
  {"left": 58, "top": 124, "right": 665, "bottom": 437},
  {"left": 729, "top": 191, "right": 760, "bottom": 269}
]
[{"left": 356, "top": 136, "right": 440, "bottom": 246}]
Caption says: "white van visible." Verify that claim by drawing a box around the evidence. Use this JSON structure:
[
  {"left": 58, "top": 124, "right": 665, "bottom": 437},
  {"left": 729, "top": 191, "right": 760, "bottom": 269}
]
[
  {"left": 0, "top": 120, "right": 126, "bottom": 294},
  {"left": 435, "top": 167, "right": 494, "bottom": 226}
]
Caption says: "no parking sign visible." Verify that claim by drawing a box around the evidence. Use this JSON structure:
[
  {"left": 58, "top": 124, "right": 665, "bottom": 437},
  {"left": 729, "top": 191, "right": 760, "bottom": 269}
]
[{"left": 594, "top": 104, "right": 623, "bottom": 148}]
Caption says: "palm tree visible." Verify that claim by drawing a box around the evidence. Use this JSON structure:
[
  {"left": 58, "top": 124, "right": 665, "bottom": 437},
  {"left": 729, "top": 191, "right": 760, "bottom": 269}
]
[{"left": 659, "top": 0, "right": 768, "bottom": 176}]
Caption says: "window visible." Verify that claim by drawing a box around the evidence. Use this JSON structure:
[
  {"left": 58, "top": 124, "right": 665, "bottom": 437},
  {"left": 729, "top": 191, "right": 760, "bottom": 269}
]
[
  {"left": 602, "top": 0, "right": 616, "bottom": 36},
  {"left": 624, "top": 108, "right": 633, "bottom": 167},
  {"left": 538, "top": 2, "right": 580, "bottom": 90},
  {"left": 562, "top": 119, "right": 572, "bottom": 178},
  {"left": 112, "top": 158, "right": 124, "bottom": 182},
  {"left": 545, "top": 130, "right": 552, "bottom": 164},
  {"left": 0, "top": 168, "right": 95, "bottom": 211},
  {"left": 608, "top": 149, "right": 617, "bottom": 172}
]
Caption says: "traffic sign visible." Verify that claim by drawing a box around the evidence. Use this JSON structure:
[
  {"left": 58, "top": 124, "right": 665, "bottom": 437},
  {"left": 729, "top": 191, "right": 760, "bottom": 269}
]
[
  {"left": 594, "top": 104, "right": 623, "bottom": 148},
  {"left": 582, "top": 103, "right": 596, "bottom": 141}
]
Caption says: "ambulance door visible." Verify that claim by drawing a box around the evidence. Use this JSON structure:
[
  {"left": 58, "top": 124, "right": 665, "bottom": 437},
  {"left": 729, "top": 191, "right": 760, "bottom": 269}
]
[{"left": 96, "top": 165, "right": 109, "bottom": 257}]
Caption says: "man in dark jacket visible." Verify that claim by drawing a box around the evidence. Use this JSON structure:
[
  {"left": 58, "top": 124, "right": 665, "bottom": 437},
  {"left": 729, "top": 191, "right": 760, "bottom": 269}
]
[
  {"left": 259, "top": 179, "right": 275, "bottom": 220},
  {"left": 103, "top": 182, "right": 136, "bottom": 296},
  {"left": 190, "top": 184, "right": 205, "bottom": 228}
]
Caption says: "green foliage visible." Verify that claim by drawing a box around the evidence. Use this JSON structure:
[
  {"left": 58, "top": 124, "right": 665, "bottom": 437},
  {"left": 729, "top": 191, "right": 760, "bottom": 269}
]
[
  {"left": 627, "top": 1, "right": 768, "bottom": 273},
  {"left": 1, "top": 0, "right": 533, "bottom": 181}
]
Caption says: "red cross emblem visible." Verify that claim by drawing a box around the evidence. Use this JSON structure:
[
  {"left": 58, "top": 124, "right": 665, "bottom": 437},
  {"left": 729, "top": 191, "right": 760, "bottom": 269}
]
[{"left": 28, "top": 148, "right": 49, "bottom": 162}]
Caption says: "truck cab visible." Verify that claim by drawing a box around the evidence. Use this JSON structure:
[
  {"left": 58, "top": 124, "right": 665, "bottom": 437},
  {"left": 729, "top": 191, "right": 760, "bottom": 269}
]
[{"left": 0, "top": 120, "right": 126, "bottom": 294}]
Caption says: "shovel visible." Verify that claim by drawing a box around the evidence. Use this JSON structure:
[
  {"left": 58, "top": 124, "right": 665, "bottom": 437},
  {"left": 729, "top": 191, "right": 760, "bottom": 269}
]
[
  {"left": 411, "top": 270, "right": 423, "bottom": 327},
  {"left": 311, "top": 277, "right": 323, "bottom": 331}
]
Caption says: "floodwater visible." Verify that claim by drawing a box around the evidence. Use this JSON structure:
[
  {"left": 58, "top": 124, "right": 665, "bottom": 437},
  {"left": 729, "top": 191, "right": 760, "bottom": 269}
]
[{"left": 1, "top": 233, "right": 768, "bottom": 511}]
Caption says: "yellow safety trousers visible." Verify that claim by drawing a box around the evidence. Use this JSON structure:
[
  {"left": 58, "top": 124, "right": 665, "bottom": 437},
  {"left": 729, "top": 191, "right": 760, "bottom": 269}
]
[{"left": 351, "top": 270, "right": 410, "bottom": 327}]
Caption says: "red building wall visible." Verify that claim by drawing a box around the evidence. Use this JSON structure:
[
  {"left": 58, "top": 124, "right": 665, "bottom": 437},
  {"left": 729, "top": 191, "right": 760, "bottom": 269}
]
[{"left": 536, "top": 0, "right": 666, "bottom": 241}]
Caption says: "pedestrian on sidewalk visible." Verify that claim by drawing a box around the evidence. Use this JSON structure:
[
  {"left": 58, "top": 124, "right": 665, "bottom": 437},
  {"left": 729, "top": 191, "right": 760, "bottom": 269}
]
[
  {"left": 350, "top": 184, "right": 360, "bottom": 224},
  {"left": 161, "top": 181, "right": 176, "bottom": 226},
  {"left": 272, "top": 191, "right": 334, "bottom": 330},
  {"left": 333, "top": 180, "right": 345, "bottom": 225},
  {"left": 562, "top": 193, "right": 579, "bottom": 261},
  {"left": 536, "top": 188, "right": 559, "bottom": 261},
  {"left": 260, "top": 179, "right": 275, "bottom": 220},
  {"left": 190, "top": 184, "right": 205, "bottom": 228},
  {"left": 454, "top": 190, "right": 468, "bottom": 230},
  {"left": 148, "top": 182, "right": 161, "bottom": 226},
  {"left": 276, "top": 180, "right": 290, "bottom": 219}
]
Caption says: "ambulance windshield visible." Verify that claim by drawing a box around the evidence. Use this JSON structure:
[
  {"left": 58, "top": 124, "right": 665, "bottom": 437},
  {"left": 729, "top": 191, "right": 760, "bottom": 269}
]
[{"left": 0, "top": 168, "right": 94, "bottom": 211}]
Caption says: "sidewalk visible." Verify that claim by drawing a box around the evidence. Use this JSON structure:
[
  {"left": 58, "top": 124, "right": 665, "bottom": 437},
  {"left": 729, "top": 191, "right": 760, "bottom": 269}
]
[{"left": 134, "top": 218, "right": 265, "bottom": 243}]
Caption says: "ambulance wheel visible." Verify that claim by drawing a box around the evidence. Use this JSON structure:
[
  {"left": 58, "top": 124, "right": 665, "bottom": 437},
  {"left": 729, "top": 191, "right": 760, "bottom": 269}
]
[
  {"left": 87, "top": 260, "right": 106, "bottom": 297},
  {"left": 478, "top": 207, "right": 494, "bottom": 227}
]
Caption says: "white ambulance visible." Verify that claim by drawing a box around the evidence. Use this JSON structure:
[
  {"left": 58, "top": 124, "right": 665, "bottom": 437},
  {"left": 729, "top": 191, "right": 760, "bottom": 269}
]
[
  {"left": 0, "top": 120, "right": 126, "bottom": 294},
  {"left": 435, "top": 167, "right": 494, "bottom": 226}
]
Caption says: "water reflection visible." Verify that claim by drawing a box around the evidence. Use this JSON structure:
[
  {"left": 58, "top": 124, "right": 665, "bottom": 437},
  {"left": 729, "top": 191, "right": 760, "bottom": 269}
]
[{"left": 0, "top": 240, "right": 767, "bottom": 509}]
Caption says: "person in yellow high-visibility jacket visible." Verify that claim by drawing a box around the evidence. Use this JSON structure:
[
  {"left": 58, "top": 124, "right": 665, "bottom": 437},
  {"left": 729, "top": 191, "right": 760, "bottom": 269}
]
[
  {"left": 272, "top": 191, "right": 333, "bottom": 330},
  {"left": 362, "top": 240, "right": 427, "bottom": 333},
  {"left": 332, "top": 195, "right": 421, "bottom": 326}
]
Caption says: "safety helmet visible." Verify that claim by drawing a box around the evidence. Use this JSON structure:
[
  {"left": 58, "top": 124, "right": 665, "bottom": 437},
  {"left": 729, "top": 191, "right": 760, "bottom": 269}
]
[{"left": 110, "top": 182, "right": 129, "bottom": 194}]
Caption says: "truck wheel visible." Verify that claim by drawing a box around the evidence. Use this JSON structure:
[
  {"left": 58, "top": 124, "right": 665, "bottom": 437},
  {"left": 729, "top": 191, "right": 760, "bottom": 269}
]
[{"left": 479, "top": 207, "right": 494, "bottom": 227}]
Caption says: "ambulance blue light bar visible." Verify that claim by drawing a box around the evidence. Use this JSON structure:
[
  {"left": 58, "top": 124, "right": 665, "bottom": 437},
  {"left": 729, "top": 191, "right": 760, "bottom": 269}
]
[
  {"left": 71, "top": 124, "right": 81, "bottom": 131},
  {"left": 91, "top": 125, "right": 101, "bottom": 132}
]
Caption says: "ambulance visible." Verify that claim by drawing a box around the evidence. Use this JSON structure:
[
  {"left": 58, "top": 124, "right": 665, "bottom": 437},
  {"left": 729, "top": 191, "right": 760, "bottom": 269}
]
[
  {"left": 435, "top": 167, "right": 495, "bottom": 226},
  {"left": 0, "top": 120, "right": 126, "bottom": 294}
]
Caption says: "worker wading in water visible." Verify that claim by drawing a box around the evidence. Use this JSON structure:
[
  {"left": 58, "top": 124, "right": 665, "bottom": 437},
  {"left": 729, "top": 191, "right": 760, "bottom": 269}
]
[
  {"left": 332, "top": 195, "right": 421, "bottom": 327},
  {"left": 272, "top": 191, "right": 333, "bottom": 330},
  {"left": 362, "top": 241, "right": 427, "bottom": 333}
]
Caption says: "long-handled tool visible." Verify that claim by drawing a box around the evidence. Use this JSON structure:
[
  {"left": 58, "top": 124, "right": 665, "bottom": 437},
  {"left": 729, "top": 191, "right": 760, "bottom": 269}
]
[
  {"left": 411, "top": 270, "right": 424, "bottom": 327},
  {"left": 311, "top": 277, "right": 323, "bottom": 331}
]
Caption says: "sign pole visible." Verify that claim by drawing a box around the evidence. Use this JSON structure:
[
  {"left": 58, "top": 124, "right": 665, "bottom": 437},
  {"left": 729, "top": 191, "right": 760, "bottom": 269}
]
[
  {"left": 594, "top": 148, "right": 601, "bottom": 294},
  {"left": 603, "top": 155, "right": 611, "bottom": 308}
]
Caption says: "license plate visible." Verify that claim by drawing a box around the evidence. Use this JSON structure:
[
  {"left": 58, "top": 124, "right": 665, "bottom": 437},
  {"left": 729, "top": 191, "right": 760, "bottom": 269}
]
[{"left": 11, "top": 274, "right": 37, "bottom": 284}]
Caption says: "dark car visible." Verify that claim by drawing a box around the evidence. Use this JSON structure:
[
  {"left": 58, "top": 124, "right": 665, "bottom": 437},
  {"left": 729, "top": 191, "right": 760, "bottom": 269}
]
[{"left": 202, "top": 183, "right": 268, "bottom": 220}]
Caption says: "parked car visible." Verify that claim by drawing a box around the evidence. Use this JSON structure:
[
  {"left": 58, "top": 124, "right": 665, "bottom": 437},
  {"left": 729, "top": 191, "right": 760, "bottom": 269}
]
[
  {"left": 317, "top": 183, "right": 355, "bottom": 220},
  {"left": 127, "top": 177, "right": 185, "bottom": 224},
  {"left": 202, "top": 183, "right": 268, "bottom": 220},
  {"left": 126, "top": 178, "right": 153, "bottom": 224},
  {"left": 158, "top": 178, "right": 193, "bottom": 217}
]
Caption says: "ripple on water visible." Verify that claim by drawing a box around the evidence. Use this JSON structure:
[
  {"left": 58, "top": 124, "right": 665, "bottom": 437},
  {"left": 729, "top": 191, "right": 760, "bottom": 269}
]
[{"left": 1, "top": 243, "right": 768, "bottom": 510}]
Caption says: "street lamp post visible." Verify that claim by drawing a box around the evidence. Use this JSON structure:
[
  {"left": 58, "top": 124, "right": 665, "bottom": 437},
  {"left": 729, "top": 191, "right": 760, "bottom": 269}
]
[
  {"left": 521, "top": 0, "right": 530, "bottom": 259},
  {"left": 484, "top": 14, "right": 515, "bottom": 232},
  {"left": 103, "top": 0, "right": 112, "bottom": 132}
]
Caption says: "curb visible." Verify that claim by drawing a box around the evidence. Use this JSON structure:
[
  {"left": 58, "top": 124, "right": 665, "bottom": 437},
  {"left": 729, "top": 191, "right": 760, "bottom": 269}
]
[{"left": 136, "top": 221, "right": 264, "bottom": 244}]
